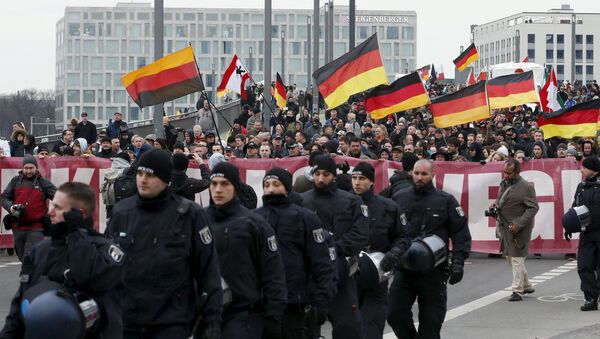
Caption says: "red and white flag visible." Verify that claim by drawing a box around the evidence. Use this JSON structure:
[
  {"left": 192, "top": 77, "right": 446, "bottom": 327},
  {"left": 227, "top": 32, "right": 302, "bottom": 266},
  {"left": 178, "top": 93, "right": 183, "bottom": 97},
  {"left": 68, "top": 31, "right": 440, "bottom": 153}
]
[
  {"left": 217, "top": 54, "right": 250, "bottom": 100},
  {"left": 539, "top": 67, "right": 562, "bottom": 112},
  {"left": 437, "top": 64, "right": 445, "bottom": 81},
  {"left": 477, "top": 71, "right": 488, "bottom": 82},
  {"left": 466, "top": 69, "right": 476, "bottom": 85},
  {"left": 522, "top": 56, "right": 529, "bottom": 63}
]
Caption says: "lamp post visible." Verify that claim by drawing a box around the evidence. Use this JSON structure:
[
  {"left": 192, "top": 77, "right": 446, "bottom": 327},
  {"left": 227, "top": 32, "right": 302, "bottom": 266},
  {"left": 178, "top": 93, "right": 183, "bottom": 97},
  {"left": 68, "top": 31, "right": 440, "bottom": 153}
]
[
  {"left": 312, "top": 0, "right": 319, "bottom": 113},
  {"left": 264, "top": 0, "right": 273, "bottom": 130},
  {"left": 307, "top": 16, "right": 311, "bottom": 91},
  {"left": 281, "top": 30, "right": 286, "bottom": 82},
  {"left": 153, "top": 0, "right": 164, "bottom": 137}
]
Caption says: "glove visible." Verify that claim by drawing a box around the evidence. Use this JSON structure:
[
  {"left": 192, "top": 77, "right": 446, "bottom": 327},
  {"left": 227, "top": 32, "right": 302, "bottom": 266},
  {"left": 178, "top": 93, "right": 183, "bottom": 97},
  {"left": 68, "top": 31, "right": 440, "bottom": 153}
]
[
  {"left": 336, "top": 161, "right": 350, "bottom": 174},
  {"left": 447, "top": 263, "right": 464, "bottom": 285},
  {"left": 564, "top": 231, "right": 572, "bottom": 241},
  {"left": 63, "top": 209, "right": 84, "bottom": 233},
  {"left": 197, "top": 321, "right": 221, "bottom": 339},
  {"left": 380, "top": 247, "right": 403, "bottom": 272},
  {"left": 263, "top": 316, "right": 282, "bottom": 339},
  {"left": 313, "top": 306, "right": 328, "bottom": 325}
]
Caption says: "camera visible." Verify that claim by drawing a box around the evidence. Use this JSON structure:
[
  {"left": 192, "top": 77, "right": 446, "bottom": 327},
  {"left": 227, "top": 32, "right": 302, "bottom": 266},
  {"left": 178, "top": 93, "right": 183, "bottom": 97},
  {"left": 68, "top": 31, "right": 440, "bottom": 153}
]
[
  {"left": 11, "top": 204, "right": 27, "bottom": 218},
  {"left": 484, "top": 206, "right": 499, "bottom": 218}
]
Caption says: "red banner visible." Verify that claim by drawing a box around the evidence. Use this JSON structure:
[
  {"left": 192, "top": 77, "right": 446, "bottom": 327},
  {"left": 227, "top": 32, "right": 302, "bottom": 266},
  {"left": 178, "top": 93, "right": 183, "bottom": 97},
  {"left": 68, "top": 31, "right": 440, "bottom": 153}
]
[{"left": 0, "top": 157, "right": 582, "bottom": 253}]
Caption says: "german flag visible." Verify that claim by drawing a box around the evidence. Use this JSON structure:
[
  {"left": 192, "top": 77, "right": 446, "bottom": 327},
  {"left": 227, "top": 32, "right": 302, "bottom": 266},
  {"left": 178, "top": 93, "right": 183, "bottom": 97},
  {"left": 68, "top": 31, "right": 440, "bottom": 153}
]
[
  {"left": 429, "top": 81, "right": 489, "bottom": 128},
  {"left": 274, "top": 73, "right": 287, "bottom": 108},
  {"left": 122, "top": 46, "right": 203, "bottom": 108},
  {"left": 365, "top": 72, "right": 430, "bottom": 120},
  {"left": 453, "top": 43, "right": 479, "bottom": 72},
  {"left": 313, "top": 33, "right": 387, "bottom": 109},
  {"left": 487, "top": 71, "right": 539, "bottom": 109},
  {"left": 538, "top": 99, "right": 600, "bottom": 139}
]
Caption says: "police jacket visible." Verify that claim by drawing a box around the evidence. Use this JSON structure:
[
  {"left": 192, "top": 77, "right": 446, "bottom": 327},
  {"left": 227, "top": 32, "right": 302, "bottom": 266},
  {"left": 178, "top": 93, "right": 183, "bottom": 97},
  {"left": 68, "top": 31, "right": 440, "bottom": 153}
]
[
  {"left": 1, "top": 219, "right": 125, "bottom": 339},
  {"left": 573, "top": 174, "right": 600, "bottom": 234},
  {"left": 392, "top": 181, "right": 471, "bottom": 266},
  {"left": 255, "top": 194, "right": 335, "bottom": 308},
  {"left": 300, "top": 182, "right": 370, "bottom": 258},
  {"left": 1, "top": 172, "right": 56, "bottom": 231},
  {"left": 106, "top": 188, "right": 222, "bottom": 329},
  {"left": 206, "top": 197, "right": 287, "bottom": 318},
  {"left": 359, "top": 188, "right": 411, "bottom": 254}
]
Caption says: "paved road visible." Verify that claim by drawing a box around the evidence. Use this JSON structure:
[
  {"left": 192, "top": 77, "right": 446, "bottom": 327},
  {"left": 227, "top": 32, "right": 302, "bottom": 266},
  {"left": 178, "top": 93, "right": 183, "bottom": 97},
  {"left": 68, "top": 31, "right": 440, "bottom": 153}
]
[{"left": 0, "top": 252, "right": 598, "bottom": 338}]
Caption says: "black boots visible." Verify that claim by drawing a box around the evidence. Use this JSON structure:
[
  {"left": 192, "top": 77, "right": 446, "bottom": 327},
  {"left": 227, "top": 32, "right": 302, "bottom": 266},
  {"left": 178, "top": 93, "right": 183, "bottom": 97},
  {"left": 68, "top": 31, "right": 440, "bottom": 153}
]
[{"left": 581, "top": 298, "right": 598, "bottom": 311}]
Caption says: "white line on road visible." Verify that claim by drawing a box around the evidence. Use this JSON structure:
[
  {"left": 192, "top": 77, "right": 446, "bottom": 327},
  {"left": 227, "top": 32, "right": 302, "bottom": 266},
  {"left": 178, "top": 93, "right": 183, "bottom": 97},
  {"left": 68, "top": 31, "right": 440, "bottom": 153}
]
[
  {"left": 5, "top": 262, "right": 20, "bottom": 266},
  {"left": 550, "top": 269, "right": 570, "bottom": 273},
  {"left": 382, "top": 260, "right": 577, "bottom": 339}
]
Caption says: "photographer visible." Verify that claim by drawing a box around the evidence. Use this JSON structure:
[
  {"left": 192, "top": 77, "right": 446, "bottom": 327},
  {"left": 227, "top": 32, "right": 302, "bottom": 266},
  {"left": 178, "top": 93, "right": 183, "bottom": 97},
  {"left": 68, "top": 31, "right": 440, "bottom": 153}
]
[
  {"left": 490, "top": 159, "right": 539, "bottom": 302},
  {"left": 1, "top": 155, "right": 56, "bottom": 262}
]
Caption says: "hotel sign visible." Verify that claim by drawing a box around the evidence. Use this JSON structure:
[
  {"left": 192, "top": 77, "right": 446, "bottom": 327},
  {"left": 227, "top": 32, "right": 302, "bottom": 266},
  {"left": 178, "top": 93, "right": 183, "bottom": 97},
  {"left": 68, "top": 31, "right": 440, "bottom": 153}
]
[{"left": 346, "top": 15, "right": 411, "bottom": 23}]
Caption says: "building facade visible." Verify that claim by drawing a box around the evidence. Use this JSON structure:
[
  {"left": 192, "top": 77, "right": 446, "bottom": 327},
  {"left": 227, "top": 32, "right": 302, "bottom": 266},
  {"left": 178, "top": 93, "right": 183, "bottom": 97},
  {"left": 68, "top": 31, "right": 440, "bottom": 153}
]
[
  {"left": 55, "top": 2, "right": 417, "bottom": 124},
  {"left": 472, "top": 5, "right": 598, "bottom": 85}
]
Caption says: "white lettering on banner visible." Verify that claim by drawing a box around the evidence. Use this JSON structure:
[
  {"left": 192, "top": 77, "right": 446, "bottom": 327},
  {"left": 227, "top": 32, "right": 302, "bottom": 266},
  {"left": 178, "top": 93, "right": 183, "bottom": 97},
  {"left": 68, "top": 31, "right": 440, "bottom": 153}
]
[
  {"left": 468, "top": 172, "right": 502, "bottom": 241},
  {"left": 521, "top": 170, "right": 554, "bottom": 240},
  {"left": 246, "top": 170, "right": 266, "bottom": 207},
  {"left": 442, "top": 174, "right": 464, "bottom": 205},
  {"left": 50, "top": 168, "right": 70, "bottom": 188}
]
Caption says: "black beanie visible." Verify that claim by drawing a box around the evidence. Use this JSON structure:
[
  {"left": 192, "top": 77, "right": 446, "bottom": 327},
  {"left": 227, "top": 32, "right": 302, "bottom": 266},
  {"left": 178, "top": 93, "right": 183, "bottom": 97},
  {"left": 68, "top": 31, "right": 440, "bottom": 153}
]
[
  {"left": 137, "top": 149, "right": 173, "bottom": 183},
  {"left": 351, "top": 162, "right": 375, "bottom": 182},
  {"left": 22, "top": 155, "right": 38, "bottom": 168},
  {"left": 210, "top": 162, "right": 242, "bottom": 191},
  {"left": 172, "top": 153, "right": 190, "bottom": 171},
  {"left": 264, "top": 167, "right": 293, "bottom": 194},
  {"left": 583, "top": 156, "right": 600, "bottom": 172},
  {"left": 401, "top": 152, "right": 418, "bottom": 172},
  {"left": 313, "top": 154, "right": 337, "bottom": 176}
]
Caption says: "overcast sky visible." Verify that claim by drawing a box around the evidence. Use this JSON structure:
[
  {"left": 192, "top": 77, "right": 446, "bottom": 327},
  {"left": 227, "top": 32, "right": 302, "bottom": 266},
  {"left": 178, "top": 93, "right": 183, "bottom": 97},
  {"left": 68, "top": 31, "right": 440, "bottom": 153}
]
[{"left": 1, "top": 0, "right": 599, "bottom": 93}]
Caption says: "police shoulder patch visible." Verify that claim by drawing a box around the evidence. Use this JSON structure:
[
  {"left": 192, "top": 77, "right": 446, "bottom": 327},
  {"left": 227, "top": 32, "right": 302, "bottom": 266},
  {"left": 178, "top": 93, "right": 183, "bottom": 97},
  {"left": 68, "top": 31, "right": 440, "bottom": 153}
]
[
  {"left": 267, "top": 235, "right": 278, "bottom": 252},
  {"left": 108, "top": 244, "right": 125, "bottom": 263},
  {"left": 199, "top": 226, "right": 213, "bottom": 245},
  {"left": 312, "top": 228, "right": 325, "bottom": 243},
  {"left": 455, "top": 207, "right": 465, "bottom": 217},
  {"left": 328, "top": 247, "right": 337, "bottom": 261},
  {"left": 361, "top": 205, "right": 369, "bottom": 217}
]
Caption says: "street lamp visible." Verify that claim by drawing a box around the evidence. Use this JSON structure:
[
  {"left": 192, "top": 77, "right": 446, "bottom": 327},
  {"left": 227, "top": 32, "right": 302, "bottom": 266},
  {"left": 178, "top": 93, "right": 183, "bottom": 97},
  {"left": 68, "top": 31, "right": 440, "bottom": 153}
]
[
  {"left": 281, "top": 30, "right": 286, "bottom": 82},
  {"left": 307, "top": 16, "right": 312, "bottom": 91},
  {"left": 249, "top": 46, "right": 253, "bottom": 74}
]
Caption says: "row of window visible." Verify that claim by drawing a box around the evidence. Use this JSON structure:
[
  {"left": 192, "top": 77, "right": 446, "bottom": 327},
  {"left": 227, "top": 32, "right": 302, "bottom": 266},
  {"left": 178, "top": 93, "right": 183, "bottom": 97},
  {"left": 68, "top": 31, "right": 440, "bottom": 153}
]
[
  {"left": 526, "top": 48, "right": 594, "bottom": 61},
  {"left": 528, "top": 33, "right": 594, "bottom": 45}
]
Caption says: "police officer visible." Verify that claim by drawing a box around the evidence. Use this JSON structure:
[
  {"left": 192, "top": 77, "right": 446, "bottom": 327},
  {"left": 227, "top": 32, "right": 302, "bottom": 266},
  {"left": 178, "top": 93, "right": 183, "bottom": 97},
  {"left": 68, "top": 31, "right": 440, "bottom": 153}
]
[
  {"left": 300, "top": 154, "right": 370, "bottom": 339},
  {"left": 255, "top": 167, "right": 336, "bottom": 339},
  {"left": 388, "top": 159, "right": 471, "bottom": 339},
  {"left": 1, "top": 182, "right": 125, "bottom": 338},
  {"left": 106, "top": 149, "right": 222, "bottom": 339},
  {"left": 569, "top": 156, "right": 600, "bottom": 311},
  {"left": 350, "top": 162, "right": 411, "bottom": 339},
  {"left": 206, "top": 162, "right": 287, "bottom": 339}
]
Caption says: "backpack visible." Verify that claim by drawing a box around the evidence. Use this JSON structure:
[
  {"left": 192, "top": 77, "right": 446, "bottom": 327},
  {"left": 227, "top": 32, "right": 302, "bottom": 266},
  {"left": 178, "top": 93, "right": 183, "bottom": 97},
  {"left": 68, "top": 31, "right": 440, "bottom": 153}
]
[
  {"left": 100, "top": 170, "right": 123, "bottom": 207},
  {"left": 238, "top": 183, "right": 258, "bottom": 209},
  {"left": 113, "top": 172, "right": 138, "bottom": 203},
  {"left": 101, "top": 167, "right": 138, "bottom": 207}
]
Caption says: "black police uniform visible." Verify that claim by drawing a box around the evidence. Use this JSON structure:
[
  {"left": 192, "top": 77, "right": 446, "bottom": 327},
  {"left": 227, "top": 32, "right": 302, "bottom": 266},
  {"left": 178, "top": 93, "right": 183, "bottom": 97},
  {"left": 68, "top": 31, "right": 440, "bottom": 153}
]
[
  {"left": 106, "top": 188, "right": 223, "bottom": 339},
  {"left": 1, "top": 218, "right": 125, "bottom": 339},
  {"left": 356, "top": 188, "right": 411, "bottom": 339},
  {"left": 206, "top": 197, "right": 287, "bottom": 339},
  {"left": 572, "top": 173, "right": 600, "bottom": 303},
  {"left": 301, "top": 182, "right": 370, "bottom": 339},
  {"left": 255, "top": 194, "right": 336, "bottom": 339},
  {"left": 389, "top": 181, "right": 471, "bottom": 339}
]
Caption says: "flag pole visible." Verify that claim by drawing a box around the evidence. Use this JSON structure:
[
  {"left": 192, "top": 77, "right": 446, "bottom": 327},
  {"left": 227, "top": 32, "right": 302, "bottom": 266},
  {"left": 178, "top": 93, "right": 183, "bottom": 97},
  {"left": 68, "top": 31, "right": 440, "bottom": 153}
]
[
  {"left": 189, "top": 43, "right": 228, "bottom": 145},
  {"left": 237, "top": 57, "right": 278, "bottom": 124}
]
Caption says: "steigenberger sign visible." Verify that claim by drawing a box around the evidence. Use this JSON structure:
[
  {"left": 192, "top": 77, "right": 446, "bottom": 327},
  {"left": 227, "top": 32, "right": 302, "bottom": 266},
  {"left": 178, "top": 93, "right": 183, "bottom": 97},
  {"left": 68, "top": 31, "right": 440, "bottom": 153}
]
[{"left": 346, "top": 15, "right": 411, "bottom": 23}]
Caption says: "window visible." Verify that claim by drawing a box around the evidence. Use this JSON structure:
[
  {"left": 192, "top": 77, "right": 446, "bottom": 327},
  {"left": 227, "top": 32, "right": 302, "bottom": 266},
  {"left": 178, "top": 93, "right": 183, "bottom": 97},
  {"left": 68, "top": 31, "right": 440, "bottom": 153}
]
[
  {"left": 401, "top": 43, "right": 414, "bottom": 57},
  {"left": 176, "top": 25, "right": 187, "bottom": 37},
  {"left": 545, "top": 34, "right": 553, "bottom": 44},
  {"left": 576, "top": 50, "right": 583, "bottom": 60},
  {"left": 207, "top": 25, "right": 217, "bottom": 38},
  {"left": 83, "top": 40, "right": 95, "bottom": 53},
  {"left": 67, "top": 73, "right": 80, "bottom": 86},
  {"left": 113, "top": 74, "right": 123, "bottom": 86},
  {"left": 557, "top": 65, "right": 564, "bottom": 75},
  {"left": 527, "top": 34, "right": 535, "bottom": 44},
  {"left": 401, "top": 27, "right": 414, "bottom": 40},
  {"left": 381, "top": 43, "right": 392, "bottom": 56},
  {"left": 115, "top": 12, "right": 126, "bottom": 20},
  {"left": 586, "top": 50, "right": 594, "bottom": 61},
  {"left": 83, "top": 23, "right": 95, "bottom": 36},
  {"left": 576, "top": 35, "right": 583, "bottom": 44},
  {"left": 289, "top": 59, "right": 301, "bottom": 72},
  {"left": 230, "top": 13, "right": 241, "bottom": 21},
  {"left": 138, "top": 12, "right": 150, "bottom": 20},
  {"left": 114, "top": 24, "right": 126, "bottom": 37},
  {"left": 586, "top": 65, "right": 594, "bottom": 76},
  {"left": 206, "top": 13, "right": 218, "bottom": 21},
  {"left": 114, "top": 90, "right": 126, "bottom": 103},
  {"left": 223, "top": 41, "right": 232, "bottom": 54},
  {"left": 576, "top": 65, "right": 583, "bottom": 75},
  {"left": 67, "top": 90, "right": 80, "bottom": 103},
  {"left": 68, "top": 23, "right": 81, "bottom": 36},
  {"left": 137, "top": 57, "right": 146, "bottom": 68},
  {"left": 252, "top": 14, "right": 263, "bottom": 22},
  {"left": 546, "top": 49, "right": 553, "bottom": 59},
  {"left": 106, "top": 57, "right": 119, "bottom": 70},
  {"left": 83, "top": 90, "right": 95, "bottom": 103},
  {"left": 251, "top": 25, "right": 263, "bottom": 39},
  {"left": 222, "top": 25, "right": 233, "bottom": 38},
  {"left": 271, "top": 25, "right": 279, "bottom": 38},
  {"left": 557, "top": 49, "right": 564, "bottom": 60},
  {"left": 291, "top": 42, "right": 301, "bottom": 55},
  {"left": 91, "top": 57, "right": 102, "bottom": 70},
  {"left": 557, "top": 34, "right": 564, "bottom": 44},
  {"left": 91, "top": 74, "right": 103, "bottom": 86},
  {"left": 129, "top": 24, "right": 142, "bottom": 37},
  {"left": 359, "top": 26, "right": 368, "bottom": 39},
  {"left": 387, "top": 26, "right": 399, "bottom": 40},
  {"left": 587, "top": 35, "right": 594, "bottom": 45},
  {"left": 129, "top": 40, "right": 142, "bottom": 54},
  {"left": 527, "top": 49, "right": 535, "bottom": 59},
  {"left": 183, "top": 13, "right": 195, "bottom": 21},
  {"left": 298, "top": 25, "right": 307, "bottom": 39},
  {"left": 91, "top": 12, "right": 103, "bottom": 20},
  {"left": 200, "top": 41, "right": 210, "bottom": 54}
]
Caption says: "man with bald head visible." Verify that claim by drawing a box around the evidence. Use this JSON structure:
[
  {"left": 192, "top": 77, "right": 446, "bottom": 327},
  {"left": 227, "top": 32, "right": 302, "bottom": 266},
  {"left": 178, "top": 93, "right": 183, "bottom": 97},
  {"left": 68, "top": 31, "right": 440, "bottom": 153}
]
[{"left": 388, "top": 159, "right": 472, "bottom": 339}]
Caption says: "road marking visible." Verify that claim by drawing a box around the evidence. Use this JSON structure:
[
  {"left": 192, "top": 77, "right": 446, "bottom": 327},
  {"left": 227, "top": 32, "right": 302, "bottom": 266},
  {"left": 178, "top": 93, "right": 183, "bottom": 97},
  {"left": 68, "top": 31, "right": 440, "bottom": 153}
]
[
  {"left": 0, "top": 265, "right": 6, "bottom": 268},
  {"left": 5, "top": 262, "right": 21, "bottom": 266},
  {"left": 383, "top": 260, "right": 578, "bottom": 339}
]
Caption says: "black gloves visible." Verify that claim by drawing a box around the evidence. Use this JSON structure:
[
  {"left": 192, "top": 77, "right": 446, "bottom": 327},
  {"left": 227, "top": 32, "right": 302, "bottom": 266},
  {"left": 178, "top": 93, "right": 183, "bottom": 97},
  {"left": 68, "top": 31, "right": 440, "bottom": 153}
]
[
  {"left": 381, "top": 247, "right": 404, "bottom": 272},
  {"left": 564, "top": 231, "right": 572, "bottom": 241},
  {"left": 336, "top": 161, "right": 350, "bottom": 174},
  {"left": 197, "top": 321, "right": 221, "bottom": 339},
  {"left": 63, "top": 209, "right": 84, "bottom": 233},
  {"left": 447, "top": 263, "right": 464, "bottom": 285},
  {"left": 312, "top": 306, "right": 328, "bottom": 325},
  {"left": 263, "top": 316, "right": 282, "bottom": 339}
]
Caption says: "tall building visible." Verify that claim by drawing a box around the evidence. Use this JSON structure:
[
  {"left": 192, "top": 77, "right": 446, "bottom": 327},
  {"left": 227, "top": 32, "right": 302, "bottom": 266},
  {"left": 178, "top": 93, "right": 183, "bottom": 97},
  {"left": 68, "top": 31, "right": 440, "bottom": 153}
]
[
  {"left": 471, "top": 4, "right": 597, "bottom": 85},
  {"left": 55, "top": 2, "right": 417, "bottom": 125}
]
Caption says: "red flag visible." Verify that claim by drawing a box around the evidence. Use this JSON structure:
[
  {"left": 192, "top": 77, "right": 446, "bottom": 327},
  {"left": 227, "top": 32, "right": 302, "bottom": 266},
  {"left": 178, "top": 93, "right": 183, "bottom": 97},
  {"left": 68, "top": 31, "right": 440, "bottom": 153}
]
[
  {"left": 540, "top": 67, "right": 562, "bottom": 112},
  {"left": 466, "top": 69, "right": 476, "bottom": 86},
  {"left": 522, "top": 56, "right": 529, "bottom": 63},
  {"left": 477, "top": 71, "right": 488, "bottom": 82}
]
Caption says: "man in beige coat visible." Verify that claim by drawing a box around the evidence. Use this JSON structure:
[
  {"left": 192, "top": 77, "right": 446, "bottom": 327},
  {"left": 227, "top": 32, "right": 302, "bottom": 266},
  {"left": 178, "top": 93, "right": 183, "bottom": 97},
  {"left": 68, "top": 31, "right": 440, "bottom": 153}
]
[{"left": 492, "top": 159, "right": 540, "bottom": 301}]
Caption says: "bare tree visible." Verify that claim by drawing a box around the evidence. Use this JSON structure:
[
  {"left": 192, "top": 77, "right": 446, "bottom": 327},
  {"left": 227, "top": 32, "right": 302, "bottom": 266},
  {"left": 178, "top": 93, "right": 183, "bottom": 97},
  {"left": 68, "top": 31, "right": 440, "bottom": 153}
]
[{"left": 0, "top": 89, "right": 55, "bottom": 139}]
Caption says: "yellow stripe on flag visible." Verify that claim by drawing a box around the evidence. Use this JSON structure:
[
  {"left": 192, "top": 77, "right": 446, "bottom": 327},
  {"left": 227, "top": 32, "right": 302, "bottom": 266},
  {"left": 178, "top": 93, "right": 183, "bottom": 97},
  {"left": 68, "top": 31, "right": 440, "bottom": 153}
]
[
  {"left": 323, "top": 67, "right": 387, "bottom": 109},
  {"left": 433, "top": 106, "right": 490, "bottom": 128},
  {"left": 122, "top": 46, "right": 196, "bottom": 88},
  {"left": 457, "top": 54, "right": 479, "bottom": 72},
  {"left": 369, "top": 94, "right": 430, "bottom": 120},
  {"left": 540, "top": 123, "right": 598, "bottom": 139},
  {"left": 489, "top": 90, "right": 540, "bottom": 109}
]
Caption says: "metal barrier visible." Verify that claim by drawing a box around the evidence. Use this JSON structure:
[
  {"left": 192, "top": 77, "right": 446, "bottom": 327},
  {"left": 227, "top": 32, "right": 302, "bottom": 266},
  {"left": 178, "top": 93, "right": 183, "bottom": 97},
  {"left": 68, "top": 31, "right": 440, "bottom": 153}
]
[{"left": 36, "top": 100, "right": 242, "bottom": 149}]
